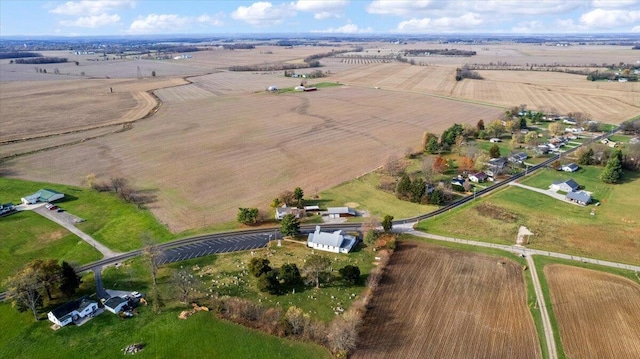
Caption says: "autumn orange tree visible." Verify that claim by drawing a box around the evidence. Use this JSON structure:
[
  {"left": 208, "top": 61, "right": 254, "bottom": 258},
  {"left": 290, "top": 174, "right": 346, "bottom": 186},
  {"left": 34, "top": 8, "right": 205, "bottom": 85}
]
[
  {"left": 458, "top": 156, "right": 475, "bottom": 172},
  {"left": 433, "top": 156, "right": 448, "bottom": 174}
]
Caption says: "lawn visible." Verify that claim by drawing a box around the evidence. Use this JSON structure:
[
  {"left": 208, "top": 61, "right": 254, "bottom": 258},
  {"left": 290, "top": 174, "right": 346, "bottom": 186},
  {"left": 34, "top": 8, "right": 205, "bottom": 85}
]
[
  {"left": 0, "top": 211, "right": 101, "bottom": 290},
  {"left": 103, "top": 240, "right": 377, "bottom": 322},
  {"left": 0, "top": 177, "right": 175, "bottom": 252},
  {"left": 0, "top": 303, "right": 329, "bottom": 359},
  {"left": 317, "top": 171, "right": 437, "bottom": 220},
  {"left": 416, "top": 166, "right": 640, "bottom": 264},
  {"left": 474, "top": 139, "right": 513, "bottom": 157}
]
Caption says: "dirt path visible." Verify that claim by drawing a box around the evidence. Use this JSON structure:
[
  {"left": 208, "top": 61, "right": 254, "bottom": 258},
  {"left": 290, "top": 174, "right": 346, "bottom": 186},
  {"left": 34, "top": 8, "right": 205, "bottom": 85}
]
[{"left": 526, "top": 255, "right": 558, "bottom": 359}]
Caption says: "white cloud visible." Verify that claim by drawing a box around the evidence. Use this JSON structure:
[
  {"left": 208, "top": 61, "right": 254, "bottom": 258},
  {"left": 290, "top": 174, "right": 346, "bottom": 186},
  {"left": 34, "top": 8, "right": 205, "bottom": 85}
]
[
  {"left": 369, "top": 0, "right": 580, "bottom": 17},
  {"left": 367, "top": 0, "right": 438, "bottom": 16},
  {"left": 580, "top": 8, "right": 640, "bottom": 28},
  {"left": 471, "top": 1, "right": 581, "bottom": 15},
  {"left": 295, "top": 0, "right": 348, "bottom": 19},
  {"left": 59, "top": 13, "right": 121, "bottom": 28},
  {"left": 632, "top": 25, "right": 640, "bottom": 31},
  {"left": 511, "top": 20, "right": 545, "bottom": 33},
  {"left": 231, "top": 2, "right": 294, "bottom": 26},
  {"left": 197, "top": 13, "right": 224, "bottom": 27},
  {"left": 592, "top": 0, "right": 639, "bottom": 8},
  {"left": 554, "top": 18, "right": 588, "bottom": 32},
  {"left": 313, "top": 23, "right": 373, "bottom": 33},
  {"left": 129, "top": 14, "right": 190, "bottom": 34},
  {"left": 50, "top": 0, "right": 134, "bottom": 16},
  {"left": 396, "top": 13, "right": 483, "bottom": 32}
]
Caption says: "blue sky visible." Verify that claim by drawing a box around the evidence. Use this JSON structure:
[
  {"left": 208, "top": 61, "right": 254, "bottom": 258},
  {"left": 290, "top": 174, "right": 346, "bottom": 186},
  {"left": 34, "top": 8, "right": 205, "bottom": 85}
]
[{"left": 1, "top": 0, "right": 639, "bottom": 36}]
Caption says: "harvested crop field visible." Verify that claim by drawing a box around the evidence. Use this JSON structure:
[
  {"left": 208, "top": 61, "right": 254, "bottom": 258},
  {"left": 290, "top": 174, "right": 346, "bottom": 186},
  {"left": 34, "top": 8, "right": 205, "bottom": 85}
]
[
  {"left": 545, "top": 265, "right": 640, "bottom": 359},
  {"left": 0, "top": 77, "right": 186, "bottom": 143},
  {"left": 2, "top": 86, "right": 502, "bottom": 232},
  {"left": 330, "top": 61, "right": 639, "bottom": 124},
  {"left": 353, "top": 241, "right": 541, "bottom": 359}
]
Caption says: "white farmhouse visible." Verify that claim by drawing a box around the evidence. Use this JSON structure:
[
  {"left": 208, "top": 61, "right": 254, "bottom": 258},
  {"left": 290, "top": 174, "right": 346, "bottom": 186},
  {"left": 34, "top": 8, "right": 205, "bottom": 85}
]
[
  {"left": 47, "top": 296, "right": 98, "bottom": 327},
  {"left": 307, "top": 226, "right": 357, "bottom": 254}
]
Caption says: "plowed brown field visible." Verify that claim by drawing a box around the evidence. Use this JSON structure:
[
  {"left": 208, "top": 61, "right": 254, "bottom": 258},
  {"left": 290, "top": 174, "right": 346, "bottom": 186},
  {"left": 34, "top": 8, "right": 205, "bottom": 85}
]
[
  {"left": 545, "top": 265, "right": 640, "bottom": 359},
  {"left": 2, "top": 87, "right": 501, "bottom": 231},
  {"left": 353, "top": 241, "right": 541, "bottom": 359}
]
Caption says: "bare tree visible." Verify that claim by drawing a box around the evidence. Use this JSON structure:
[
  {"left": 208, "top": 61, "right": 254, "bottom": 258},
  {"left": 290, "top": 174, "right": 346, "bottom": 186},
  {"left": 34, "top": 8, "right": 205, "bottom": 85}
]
[
  {"left": 173, "top": 270, "right": 197, "bottom": 304},
  {"left": 303, "top": 255, "right": 332, "bottom": 288},
  {"left": 110, "top": 177, "right": 128, "bottom": 194},
  {"left": 327, "top": 311, "right": 360, "bottom": 355},
  {"left": 422, "top": 156, "right": 436, "bottom": 182},
  {"left": 384, "top": 154, "right": 407, "bottom": 176},
  {"left": 4, "top": 267, "right": 44, "bottom": 321},
  {"left": 142, "top": 235, "right": 164, "bottom": 313}
]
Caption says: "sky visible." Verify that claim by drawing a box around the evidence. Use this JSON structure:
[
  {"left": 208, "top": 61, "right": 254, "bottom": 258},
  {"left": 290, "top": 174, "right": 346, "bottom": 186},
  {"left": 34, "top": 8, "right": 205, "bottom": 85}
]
[{"left": 1, "top": 0, "right": 640, "bottom": 37}]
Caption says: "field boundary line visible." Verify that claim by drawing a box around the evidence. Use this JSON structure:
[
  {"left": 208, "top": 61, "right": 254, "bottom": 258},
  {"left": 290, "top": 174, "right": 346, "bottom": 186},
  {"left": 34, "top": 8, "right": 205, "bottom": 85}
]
[{"left": 527, "top": 255, "right": 558, "bottom": 359}]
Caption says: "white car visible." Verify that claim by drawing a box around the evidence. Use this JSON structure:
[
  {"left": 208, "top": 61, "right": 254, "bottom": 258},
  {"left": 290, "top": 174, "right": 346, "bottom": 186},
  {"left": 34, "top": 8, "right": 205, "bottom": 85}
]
[{"left": 131, "top": 291, "right": 142, "bottom": 298}]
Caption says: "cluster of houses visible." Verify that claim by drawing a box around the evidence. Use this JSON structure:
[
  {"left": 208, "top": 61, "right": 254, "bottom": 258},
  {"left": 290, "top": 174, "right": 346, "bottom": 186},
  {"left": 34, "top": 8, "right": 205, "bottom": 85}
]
[
  {"left": 48, "top": 291, "right": 144, "bottom": 329},
  {"left": 550, "top": 178, "right": 592, "bottom": 206},
  {"left": 275, "top": 204, "right": 357, "bottom": 221}
]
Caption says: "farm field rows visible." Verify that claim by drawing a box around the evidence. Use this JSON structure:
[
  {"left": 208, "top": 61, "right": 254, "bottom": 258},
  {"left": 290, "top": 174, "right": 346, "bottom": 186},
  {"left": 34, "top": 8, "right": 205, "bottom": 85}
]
[
  {"left": 353, "top": 240, "right": 541, "bottom": 359},
  {"left": 0, "top": 77, "right": 186, "bottom": 143},
  {"left": 329, "top": 61, "right": 638, "bottom": 124},
  {"left": 2, "top": 86, "right": 502, "bottom": 232},
  {"left": 544, "top": 265, "right": 640, "bottom": 359}
]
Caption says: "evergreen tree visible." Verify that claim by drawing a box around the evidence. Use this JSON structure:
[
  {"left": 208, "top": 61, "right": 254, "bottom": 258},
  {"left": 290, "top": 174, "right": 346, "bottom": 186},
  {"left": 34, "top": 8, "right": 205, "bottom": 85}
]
[
  {"left": 578, "top": 148, "right": 594, "bottom": 165},
  {"left": 600, "top": 150, "right": 623, "bottom": 183},
  {"left": 489, "top": 144, "right": 501, "bottom": 158},
  {"left": 381, "top": 215, "right": 394, "bottom": 232},
  {"left": 248, "top": 257, "right": 272, "bottom": 277},
  {"left": 280, "top": 263, "right": 302, "bottom": 286},
  {"left": 59, "top": 261, "right": 82, "bottom": 297},
  {"left": 338, "top": 265, "right": 361, "bottom": 284},
  {"left": 257, "top": 271, "right": 280, "bottom": 295}
]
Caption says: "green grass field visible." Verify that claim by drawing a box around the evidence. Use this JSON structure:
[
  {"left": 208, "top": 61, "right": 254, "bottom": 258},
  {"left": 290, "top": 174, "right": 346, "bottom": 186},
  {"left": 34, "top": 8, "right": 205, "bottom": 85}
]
[
  {"left": 0, "top": 178, "right": 175, "bottom": 253},
  {"left": 0, "top": 303, "right": 329, "bottom": 359},
  {"left": 103, "top": 240, "right": 376, "bottom": 322},
  {"left": 0, "top": 211, "right": 101, "bottom": 290},
  {"left": 317, "top": 171, "right": 437, "bottom": 219},
  {"left": 416, "top": 166, "right": 640, "bottom": 264}
]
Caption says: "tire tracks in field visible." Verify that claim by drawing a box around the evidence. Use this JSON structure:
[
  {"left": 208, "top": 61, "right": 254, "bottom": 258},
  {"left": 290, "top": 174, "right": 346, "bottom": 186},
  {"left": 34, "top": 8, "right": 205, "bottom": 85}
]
[{"left": 0, "top": 74, "right": 209, "bottom": 163}]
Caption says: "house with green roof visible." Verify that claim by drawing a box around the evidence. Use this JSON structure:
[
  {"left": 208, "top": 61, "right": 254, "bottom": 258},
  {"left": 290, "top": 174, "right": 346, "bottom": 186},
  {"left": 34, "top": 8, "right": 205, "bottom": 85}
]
[{"left": 21, "top": 189, "right": 64, "bottom": 205}]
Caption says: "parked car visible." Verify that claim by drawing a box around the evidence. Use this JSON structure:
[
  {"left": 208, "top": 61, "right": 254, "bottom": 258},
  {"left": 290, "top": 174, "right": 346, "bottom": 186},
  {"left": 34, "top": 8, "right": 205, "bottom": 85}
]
[{"left": 48, "top": 205, "right": 58, "bottom": 211}]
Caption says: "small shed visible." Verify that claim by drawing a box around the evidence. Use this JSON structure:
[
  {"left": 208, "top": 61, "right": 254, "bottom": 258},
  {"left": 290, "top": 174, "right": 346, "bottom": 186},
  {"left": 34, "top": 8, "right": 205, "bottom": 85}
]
[{"left": 326, "top": 207, "right": 356, "bottom": 218}]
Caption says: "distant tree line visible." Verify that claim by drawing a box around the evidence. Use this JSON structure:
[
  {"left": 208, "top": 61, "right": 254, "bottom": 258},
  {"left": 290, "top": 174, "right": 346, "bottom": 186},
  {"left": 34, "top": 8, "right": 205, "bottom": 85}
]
[
  {"left": 0, "top": 51, "right": 42, "bottom": 59},
  {"left": 404, "top": 49, "right": 477, "bottom": 56},
  {"left": 150, "top": 45, "right": 199, "bottom": 52},
  {"left": 222, "top": 44, "right": 256, "bottom": 50},
  {"left": 13, "top": 57, "right": 67, "bottom": 64},
  {"left": 229, "top": 61, "right": 319, "bottom": 72}
]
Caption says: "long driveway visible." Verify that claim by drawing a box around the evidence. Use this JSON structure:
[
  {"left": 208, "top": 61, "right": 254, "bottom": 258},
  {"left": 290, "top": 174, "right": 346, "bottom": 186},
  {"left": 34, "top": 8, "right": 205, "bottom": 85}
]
[
  {"left": 32, "top": 206, "right": 120, "bottom": 258},
  {"left": 508, "top": 182, "right": 566, "bottom": 201}
]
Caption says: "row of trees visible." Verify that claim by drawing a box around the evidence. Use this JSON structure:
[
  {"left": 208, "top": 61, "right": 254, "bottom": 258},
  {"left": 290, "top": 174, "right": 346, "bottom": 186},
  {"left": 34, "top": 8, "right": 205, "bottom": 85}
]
[
  {"left": 4, "top": 260, "right": 81, "bottom": 321},
  {"left": 248, "top": 256, "right": 360, "bottom": 295},
  {"left": 87, "top": 175, "right": 155, "bottom": 209},
  {"left": 395, "top": 174, "right": 447, "bottom": 204}
]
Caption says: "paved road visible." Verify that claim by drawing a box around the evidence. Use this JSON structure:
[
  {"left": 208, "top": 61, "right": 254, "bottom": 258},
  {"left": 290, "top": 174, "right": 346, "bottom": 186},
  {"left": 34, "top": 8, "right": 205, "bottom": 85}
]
[
  {"left": 93, "top": 266, "right": 108, "bottom": 299},
  {"left": 526, "top": 255, "right": 558, "bottom": 359},
  {"left": 156, "top": 233, "right": 273, "bottom": 266},
  {"left": 32, "top": 206, "right": 120, "bottom": 258}
]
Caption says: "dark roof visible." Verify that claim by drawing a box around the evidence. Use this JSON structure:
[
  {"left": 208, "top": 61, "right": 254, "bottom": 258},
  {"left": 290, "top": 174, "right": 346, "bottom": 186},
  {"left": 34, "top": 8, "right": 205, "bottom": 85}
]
[
  {"left": 553, "top": 179, "right": 579, "bottom": 191},
  {"left": 104, "top": 296, "right": 127, "bottom": 309},
  {"left": 567, "top": 191, "right": 591, "bottom": 203},
  {"left": 564, "top": 163, "right": 579, "bottom": 170},
  {"left": 49, "top": 296, "right": 94, "bottom": 319},
  {"left": 472, "top": 172, "right": 488, "bottom": 179},
  {"left": 488, "top": 157, "right": 507, "bottom": 166}
]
